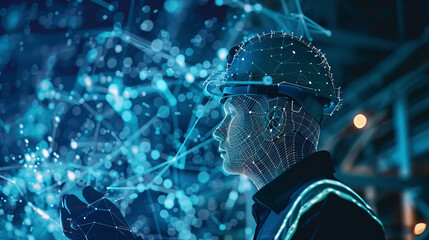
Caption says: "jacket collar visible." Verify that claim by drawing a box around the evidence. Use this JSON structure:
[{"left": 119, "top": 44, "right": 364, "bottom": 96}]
[{"left": 252, "top": 151, "right": 335, "bottom": 214}]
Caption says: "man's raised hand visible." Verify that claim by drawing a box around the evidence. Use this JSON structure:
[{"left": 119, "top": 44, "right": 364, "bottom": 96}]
[{"left": 59, "top": 186, "right": 142, "bottom": 240}]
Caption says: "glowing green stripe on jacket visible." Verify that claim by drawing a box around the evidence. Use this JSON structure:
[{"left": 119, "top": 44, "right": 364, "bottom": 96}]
[{"left": 274, "top": 179, "right": 384, "bottom": 240}]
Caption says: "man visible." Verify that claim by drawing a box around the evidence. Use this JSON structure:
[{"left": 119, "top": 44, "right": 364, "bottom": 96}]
[{"left": 60, "top": 33, "right": 385, "bottom": 239}]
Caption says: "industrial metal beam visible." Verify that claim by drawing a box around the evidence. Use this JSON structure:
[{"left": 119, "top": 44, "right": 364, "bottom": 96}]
[
  {"left": 321, "top": 63, "right": 429, "bottom": 143},
  {"left": 394, "top": 96, "right": 414, "bottom": 240}
]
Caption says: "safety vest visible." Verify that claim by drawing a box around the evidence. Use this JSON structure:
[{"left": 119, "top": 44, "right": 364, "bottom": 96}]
[{"left": 274, "top": 179, "right": 384, "bottom": 240}]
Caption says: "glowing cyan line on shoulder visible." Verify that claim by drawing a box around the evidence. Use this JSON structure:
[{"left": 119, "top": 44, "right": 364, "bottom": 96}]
[{"left": 274, "top": 179, "right": 384, "bottom": 240}]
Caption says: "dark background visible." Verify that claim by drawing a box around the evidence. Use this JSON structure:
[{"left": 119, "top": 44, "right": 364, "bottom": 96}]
[{"left": 0, "top": 0, "right": 429, "bottom": 239}]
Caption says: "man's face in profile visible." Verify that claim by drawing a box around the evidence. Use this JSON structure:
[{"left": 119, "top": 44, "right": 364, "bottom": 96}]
[{"left": 212, "top": 96, "right": 270, "bottom": 174}]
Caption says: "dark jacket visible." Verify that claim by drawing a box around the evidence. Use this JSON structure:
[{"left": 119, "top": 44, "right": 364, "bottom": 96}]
[{"left": 251, "top": 151, "right": 385, "bottom": 240}]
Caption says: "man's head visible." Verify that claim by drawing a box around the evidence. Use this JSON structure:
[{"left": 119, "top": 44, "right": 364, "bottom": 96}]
[{"left": 206, "top": 32, "right": 340, "bottom": 188}]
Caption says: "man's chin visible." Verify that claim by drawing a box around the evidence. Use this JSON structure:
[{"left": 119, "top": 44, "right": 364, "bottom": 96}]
[{"left": 222, "top": 160, "right": 242, "bottom": 175}]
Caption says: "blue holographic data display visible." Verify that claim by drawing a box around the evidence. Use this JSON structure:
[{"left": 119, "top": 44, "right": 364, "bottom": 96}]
[{"left": 0, "top": 0, "right": 330, "bottom": 239}]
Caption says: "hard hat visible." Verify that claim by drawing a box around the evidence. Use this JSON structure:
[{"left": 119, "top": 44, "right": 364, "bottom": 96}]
[{"left": 203, "top": 32, "right": 341, "bottom": 125}]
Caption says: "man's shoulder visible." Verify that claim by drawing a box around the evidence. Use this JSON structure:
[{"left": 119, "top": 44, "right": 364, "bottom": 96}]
[
  {"left": 302, "top": 192, "right": 376, "bottom": 222},
  {"left": 275, "top": 178, "right": 385, "bottom": 240},
  {"left": 292, "top": 192, "right": 385, "bottom": 240}
]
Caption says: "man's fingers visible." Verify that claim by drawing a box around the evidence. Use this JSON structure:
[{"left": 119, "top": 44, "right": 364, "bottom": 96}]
[
  {"left": 61, "top": 195, "right": 74, "bottom": 214},
  {"left": 64, "top": 194, "right": 88, "bottom": 213},
  {"left": 82, "top": 186, "right": 104, "bottom": 204},
  {"left": 60, "top": 205, "right": 71, "bottom": 227},
  {"left": 60, "top": 206, "right": 80, "bottom": 239},
  {"left": 61, "top": 195, "right": 66, "bottom": 209}
]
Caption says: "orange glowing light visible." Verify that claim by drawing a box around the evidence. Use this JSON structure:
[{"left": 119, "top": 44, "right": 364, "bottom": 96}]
[
  {"left": 353, "top": 114, "right": 367, "bottom": 129},
  {"left": 415, "top": 223, "right": 427, "bottom": 235},
  {"left": 414, "top": 223, "right": 426, "bottom": 235}
]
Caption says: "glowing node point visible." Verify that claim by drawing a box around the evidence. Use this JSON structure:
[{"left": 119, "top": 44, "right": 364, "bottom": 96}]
[
  {"left": 217, "top": 48, "right": 228, "bottom": 60},
  {"left": 42, "top": 149, "right": 49, "bottom": 158},
  {"left": 253, "top": 3, "right": 262, "bottom": 11},
  {"left": 67, "top": 171, "right": 76, "bottom": 181},
  {"left": 185, "top": 73, "right": 195, "bottom": 83},
  {"left": 70, "top": 140, "right": 78, "bottom": 149},
  {"left": 244, "top": 4, "right": 252, "bottom": 12},
  {"left": 215, "top": 0, "right": 223, "bottom": 6},
  {"left": 156, "top": 79, "right": 168, "bottom": 91}
]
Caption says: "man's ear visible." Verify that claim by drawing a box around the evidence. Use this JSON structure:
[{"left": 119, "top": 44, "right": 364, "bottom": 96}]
[{"left": 263, "top": 106, "right": 286, "bottom": 141}]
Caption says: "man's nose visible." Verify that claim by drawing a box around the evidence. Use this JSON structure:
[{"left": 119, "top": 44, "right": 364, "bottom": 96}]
[{"left": 212, "top": 125, "right": 225, "bottom": 142}]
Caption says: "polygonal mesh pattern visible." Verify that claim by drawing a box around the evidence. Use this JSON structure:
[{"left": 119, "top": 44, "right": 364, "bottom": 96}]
[
  {"left": 228, "top": 32, "right": 338, "bottom": 103},
  {"left": 212, "top": 95, "right": 320, "bottom": 189},
  {"left": 204, "top": 32, "right": 341, "bottom": 115}
]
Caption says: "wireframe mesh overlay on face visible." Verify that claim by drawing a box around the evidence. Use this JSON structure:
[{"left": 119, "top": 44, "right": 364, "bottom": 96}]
[{"left": 212, "top": 95, "right": 320, "bottom": 188}]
